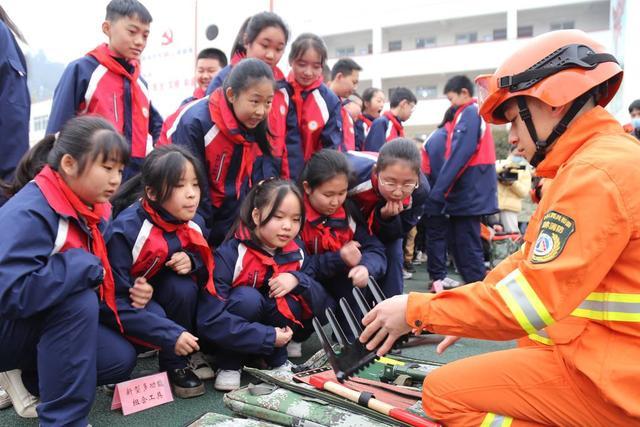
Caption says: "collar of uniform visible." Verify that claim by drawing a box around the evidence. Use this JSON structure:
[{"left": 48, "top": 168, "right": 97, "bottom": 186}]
[
  {"left": 536, "top": 107, "right": 624, "bottom": 178},
  {"left": 303, "top": 195, "right": 348, "bottom": 228}
]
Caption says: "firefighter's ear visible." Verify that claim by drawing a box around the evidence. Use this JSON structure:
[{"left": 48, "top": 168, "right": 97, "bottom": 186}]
[{"left": 251, "top": 207, "right": 261, "bottom": 227}]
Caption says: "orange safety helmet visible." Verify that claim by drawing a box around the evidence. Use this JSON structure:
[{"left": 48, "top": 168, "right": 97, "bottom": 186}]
[{"left": 476, "top": 30, "right": 622, "bottom": 125}]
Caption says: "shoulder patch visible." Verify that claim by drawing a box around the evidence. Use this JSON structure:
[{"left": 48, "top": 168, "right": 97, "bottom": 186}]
[{"left": 531, "top": 210, "right": 575, "bottom": 264}]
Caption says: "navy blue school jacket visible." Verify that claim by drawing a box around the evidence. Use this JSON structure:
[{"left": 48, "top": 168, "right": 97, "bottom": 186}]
[
  {"left": 0, "top": 182, "right": 105, "bottom": 319},
  {"left": 422, "top": 127, "right": 448, "bottom": 216},
  {"left": 346, "top": 151, "right": 429, "bottom": 243},
  {"left": 46, "top": 48, "right": 163, "bottom": 181},
  {"left": 284, "top": 76, "right": 343, "bottom": 180},
  {"left": 428, "top": 101, "right": 498, "bottom": 216},
  {"left": 0, "top": 21, "right": 30, "bottom": 188},
  {"left": 197, "top": 233, "right": 327, "bottom": 355},
  {"left": 102, "top": 201, "right": 207, "bottom": 350},
  {"left": 171, "top": 89, "right": 283, "bottom": 246},
  {"left": 363, "top": 112, "right": 405, "bottom": 152},
  {"left": 300, "top": 198, "right": 387, "bottom": 281},
  {"left": 354, "top": 113, "right": 375, "bottom": 151}
]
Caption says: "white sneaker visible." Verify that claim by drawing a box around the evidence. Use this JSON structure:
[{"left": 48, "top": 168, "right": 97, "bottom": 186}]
[
  {"left": 214, "top": 369, "right": 241, "bottom": 391},
  {"left": 187, "top": 352, "right": 215, "bottom": 380},
  {"left": 402, "top": 269, "right": 413, "bottom": 280},
  {"left": 0, "top": 386, "right": 11, "bottom": 409},
  {"left": 0, "top": 370, "right": 39, "bottom": 418},
  {"left": 286, "top": 341, "right": 302, "bottom": 358}
]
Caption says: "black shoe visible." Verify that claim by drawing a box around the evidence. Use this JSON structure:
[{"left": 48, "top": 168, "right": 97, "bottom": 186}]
[
  {"left": 403, "top": 262, "right": 416, "bottom": 273},
  {"left": 168, "top": 368, "right": 205, "bottom": 398}
]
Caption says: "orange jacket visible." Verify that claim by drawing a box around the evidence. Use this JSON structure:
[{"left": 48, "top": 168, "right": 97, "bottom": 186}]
[{"left": 407, "top": 107, "right": 640, "bottom": 418}]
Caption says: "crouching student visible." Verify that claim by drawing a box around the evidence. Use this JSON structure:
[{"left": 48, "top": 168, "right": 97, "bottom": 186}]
[
  {"left": 348, "top": 139, "right": 429, "bottom": 297},
  {"left": 297, "top": 149, "right": 386, "bottom": 346},
  {"left": 197, "top": 179, "right": 328, "bottom": 391},
  {"left": 102, "top": 145, "right": 213, "bottom": 398},
  {"left": 0, "top": 116, "right": 136, "bottom": 427},
  {"left": 173, "top": 58, "right": 285, "bottom": 247}
]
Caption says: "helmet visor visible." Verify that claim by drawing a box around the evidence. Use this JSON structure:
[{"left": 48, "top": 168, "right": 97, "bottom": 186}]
[{"left": 475, "top": 74, "right": 493, "bottom": 110}]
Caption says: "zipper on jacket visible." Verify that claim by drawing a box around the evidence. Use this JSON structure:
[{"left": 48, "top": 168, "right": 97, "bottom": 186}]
[
  {"left": 113, "top": 94, "right": 119, "bottom": 123},
  {"left": 215, "top": 153, "right": 226, "bottom": 182},
  {"left": 314, "top": 237, "right": 318, "bottom": 254}
]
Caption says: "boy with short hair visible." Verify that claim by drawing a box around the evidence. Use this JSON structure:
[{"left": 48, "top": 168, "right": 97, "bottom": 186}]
[
  {"left": 364, "top": 87, "right": 416, "bottom": 152},
  {"left": 189, "top": 47, "right": 227, "bottom": 103},
  {"left": 429, "top": 74, "right": 498, "bottom": 284},
  {"left": 47, "top": 0, "right": 162, "bottom": 181},
  {"left": 329, "top": 58, "right": 361, "bottom": 98}
]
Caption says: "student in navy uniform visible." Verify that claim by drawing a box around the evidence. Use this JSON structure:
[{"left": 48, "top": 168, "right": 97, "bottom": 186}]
[
  {"left": 298, "top": 149, "right": 386, "bottom": 346},
  {"left": 355, "top": 87, "right": 385, "bottom": 150},
  {"left": 103, "top": 145, "right": 214, "bottom": 398},
  {"left": 328, "top": 58, "right": 362, "bottom": 152},
  {"left": 0, "top": 7, "right": 30, "bottom": 207},
  {"left": 421, "top": 106, "right": 457, "bottom": 289},
  {"left": 0, "top": 116, "right": 137, "bottom": 427},
  {"left": 285, "top": 33, "right": 343, "bottom": 180},
  {"left": 157, "top": 48, "right": 228, "bottom": 146},
  {"left": 429, "top": 75, "right": 498, "bottom": 284},
  {"left": 364, "top": 87, "right": 417, "bottom": 152},
  {"left": 348, "top": 139, "right": 429, "bottom": 297},
  {"left": 46, "top": 0, "right": 163, "bottom": 181},
  {"left": 172, "top": 59, "right": 285, "bottom": 246},
  {"left": 197, "top": 179, "right": 327, "bottom": 391}
]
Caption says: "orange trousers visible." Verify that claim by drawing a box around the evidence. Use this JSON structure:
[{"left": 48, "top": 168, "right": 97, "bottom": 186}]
[{"left": 422, "top": 346, "right": 633, "bottom": 426}]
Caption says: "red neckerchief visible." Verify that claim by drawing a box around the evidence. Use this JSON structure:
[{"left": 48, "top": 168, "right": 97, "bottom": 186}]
[
  {"left": 383, "top": 111, "right": 405, "bottom": 138},
  {"left": 34, "top": 165, "right": 122, "bottom": 332},
  {"left": 139, "top": 199, "right": 216, "bottom": 297},
  {"left": 287, "top": 72, "right": 324, "bottom": 160},
  {"left": 192, "top": 86, "right": 206, "bottom": 100},
  {"left": 358, "top": 113, "right": 373, "bottom": 128},
  {"left": 87, "top": 44, "right": 148, "bottom": 159},
  {"left": 208, "top": 88, "right": 260, "bottom": 198},
  {"left": 301, "top": 196, "right": 353, "bottom": 253},
  {"left": 233, "top": 225, "right": 311, "bottom": 326}
]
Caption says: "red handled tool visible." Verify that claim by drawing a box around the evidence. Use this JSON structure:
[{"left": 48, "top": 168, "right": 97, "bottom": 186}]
[{"left": 309, "top": 375, "right": 440, "bottom": 427}]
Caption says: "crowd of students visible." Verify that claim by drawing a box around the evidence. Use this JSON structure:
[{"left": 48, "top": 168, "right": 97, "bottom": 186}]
[{"left": 2, "top": 0, "right": 639, "bottom": 426}]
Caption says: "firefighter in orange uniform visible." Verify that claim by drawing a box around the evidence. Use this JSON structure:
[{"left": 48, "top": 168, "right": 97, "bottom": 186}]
[{"left": 360, "top": 29, "right": 640, "bottom": 426}]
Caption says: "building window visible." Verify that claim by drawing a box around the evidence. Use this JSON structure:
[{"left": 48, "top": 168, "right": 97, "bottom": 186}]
[
  {"left": 550, "top": 21, "right": 574, "bottom": 31},
  {"left": 416, "top": 85, "right": 437, "bottom": 100},
  {"left": 416, "top": 37, "right": 436, "bottom": 49},
  {"left": 518, "top": 25, "right": 534, "bottom": 38},
  {"left": 33, "top": 115, "right": 48, "bottom": 132},
  {"left": 493, "top": 28, "right": 507, "bottom": 40},
  {"left": 336, "top": 46, "right": 355, "bottom": 57},
  {"left": 388, "top": 40, "right": 402, "bottom": 51},
  {"left": 455, "top": 32, "right": 477, "bottom": 44}
]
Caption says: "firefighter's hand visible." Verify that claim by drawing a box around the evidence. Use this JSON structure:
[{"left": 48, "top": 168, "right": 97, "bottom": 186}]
[
  {"left": 175, "top": 331, "right": 199, "bottom": 356},
  {"left": 340, "top": 241, "right": 362, "bottom": 267},
  {"left": 165, "top": 251, "right": 192, "bottom": 275},
  {"left": 348, "top": 265, "right": 369, "bottom": 288},
  {"left": 130, "top": 277, "right": 153, "bottom": 308},
  {"left": 360, "top": 294, "right": 412, "bottom": 357},
  {"left": 380, "top": 200, "right": 404, "bottom": 220},
  {"left": 436, "top": 335, "right": 460, "bottom": 354},
  {"left": 268, "top": 273, "right": 298, "bottom": 298}
]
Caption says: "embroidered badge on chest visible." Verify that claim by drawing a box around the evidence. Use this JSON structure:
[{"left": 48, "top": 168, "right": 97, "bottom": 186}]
[{"left": 531, "top": 210, "right": 575, "bottom": 264}]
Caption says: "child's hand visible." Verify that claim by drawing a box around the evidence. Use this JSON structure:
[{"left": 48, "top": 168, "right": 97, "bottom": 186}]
[
  {"left": 348, "top": 265, "right": 369, "bottom": 288},
  {"left": 130, "top": 277, "right": 153, "bottom": 308},
  {"left": 165, "top": 252, "right": 192, "bottom": 275},
  {"left": 175, "top": 331, "right": 200, "bottom": 356},
  {"left": 340, "top": 241, "right": 362, "bottom": 267},
  {"left": 274, "top": 326, "right": 293, "bottom": 347},
  {"left": 380, "top": 200, "right": 404, "bottom": 220},
  {"left": 268, "top": 273, "right": 299, "bottom": 298}
]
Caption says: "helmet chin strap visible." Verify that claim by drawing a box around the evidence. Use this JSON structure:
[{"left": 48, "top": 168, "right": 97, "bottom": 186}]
[{"left": 516, "top": 92, "right": 595, "bottom": 167}]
